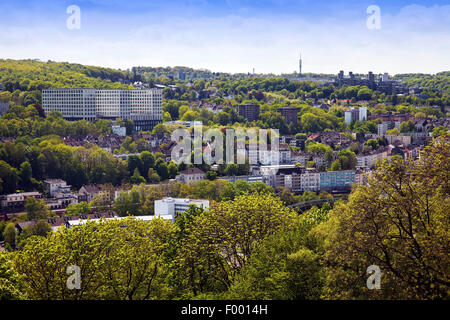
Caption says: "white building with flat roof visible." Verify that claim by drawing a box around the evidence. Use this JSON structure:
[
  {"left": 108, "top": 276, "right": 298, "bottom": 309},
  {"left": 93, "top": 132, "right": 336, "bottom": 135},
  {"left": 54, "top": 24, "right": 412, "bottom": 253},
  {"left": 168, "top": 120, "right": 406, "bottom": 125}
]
[
  {"left": 44, "top": 179, "right": 70, "bottom": 197},
  {"left": 42, "top": 88, "right": 163, "bottom": 131},
  {"left": 66, "top": 214, "right": 174, "bottom": 228},
  {"left": 154, "top": 197, "right": 209, "bottom": 216}
]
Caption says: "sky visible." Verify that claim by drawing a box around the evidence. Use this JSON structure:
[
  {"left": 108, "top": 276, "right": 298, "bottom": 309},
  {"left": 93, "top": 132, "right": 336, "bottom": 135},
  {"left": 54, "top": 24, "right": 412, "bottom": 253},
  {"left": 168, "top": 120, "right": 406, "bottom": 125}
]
[{"left": 0, "top": 0, "right": 449, "bottom": 75}]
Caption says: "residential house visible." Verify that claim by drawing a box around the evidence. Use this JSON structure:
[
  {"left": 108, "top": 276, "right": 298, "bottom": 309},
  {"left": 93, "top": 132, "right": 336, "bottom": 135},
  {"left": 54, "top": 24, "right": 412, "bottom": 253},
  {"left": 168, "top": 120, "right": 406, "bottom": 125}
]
[
  {"left": 1, "top": 192, "right": 42, "bottom": 211},
  {"left": 175, "top": 168, "right": 206, "bottom": 184},
  {"left": 44, "top": 179, "right": 71, "bottom": 197}
]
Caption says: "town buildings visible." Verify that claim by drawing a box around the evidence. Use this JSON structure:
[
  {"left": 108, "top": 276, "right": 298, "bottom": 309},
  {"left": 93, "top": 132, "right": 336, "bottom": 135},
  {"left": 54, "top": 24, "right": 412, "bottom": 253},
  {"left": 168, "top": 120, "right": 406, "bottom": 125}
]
[
  {"left": 260, "top": 165, "right": 354, "bottom": 192},
  {"left": 42, "top": 88, "right": 163, "bottom": 131},
  {"left": 336, "top": 71, "right": 408, "bottom": 95}
]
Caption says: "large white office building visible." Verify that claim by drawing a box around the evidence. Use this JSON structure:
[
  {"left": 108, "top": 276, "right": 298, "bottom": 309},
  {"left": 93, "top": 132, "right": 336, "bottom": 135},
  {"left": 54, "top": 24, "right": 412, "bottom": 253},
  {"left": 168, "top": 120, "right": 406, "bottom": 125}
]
[{"left": 42, "top": 88, "right": 163, "bottom": 131}]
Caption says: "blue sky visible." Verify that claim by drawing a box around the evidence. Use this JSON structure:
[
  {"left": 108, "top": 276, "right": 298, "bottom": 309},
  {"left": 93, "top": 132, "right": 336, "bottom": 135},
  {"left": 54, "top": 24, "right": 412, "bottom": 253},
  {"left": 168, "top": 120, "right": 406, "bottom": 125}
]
[{"left": 0, "top": 0, "right": 449, "bottom": 74}]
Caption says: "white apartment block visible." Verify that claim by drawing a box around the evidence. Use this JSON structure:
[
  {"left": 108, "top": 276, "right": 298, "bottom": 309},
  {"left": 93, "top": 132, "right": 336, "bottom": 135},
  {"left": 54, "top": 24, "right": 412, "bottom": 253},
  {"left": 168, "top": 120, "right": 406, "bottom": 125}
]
[
  {"left": 154, "top": 197, "right": 210, "bottom": 216},
  {"left": 42, "top": 88, "right": 163, "bottom": 131},
  {"left": 291, "top": 152, "right": 308, "bottom": 166},
  {"left": 357, "top": 150, "right": 388, "bottom": 169},
  {"left": 300, "top": 168, "right": 320, "bottom": 191},
  {"left": 44, "top": 179, "right": 71, "bottom": 197}
]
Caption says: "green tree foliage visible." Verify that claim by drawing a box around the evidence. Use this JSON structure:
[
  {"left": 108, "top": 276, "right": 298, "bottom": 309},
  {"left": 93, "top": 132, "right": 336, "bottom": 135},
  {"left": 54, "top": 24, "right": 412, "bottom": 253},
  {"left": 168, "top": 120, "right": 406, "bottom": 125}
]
[
  {"left": 3, "top": 223, "right": 17, "bottom": 250},
  {"left": 14, "top": 217, "right": 173, "bottom": 300},
  {"left": 25, "top": 197, "right": 50, "bottom": 221},
  {"left": 65, "top": 202, "right": 91, "bottom": 216},
  {"left": 130, "top": 168, "right": 146, "bottom": 184},
  {"left": 228, "top": 206, "right": 329, "bottom": 299},
  {"left": 318, "top": 135, "right": 450, "bottom": 299},
  {"left": 147, "top": 168, "right": 161, "bottom": 183},
  {"left": 0, "top": 160, "right": 18, "bottom": 193},
  {"left": 175, "top": 193, "right": 297, "bottom": 295},
  {"left": 167, "top": 162, "right": 179, "bottom": 179},
  {"left": 432, "top": 126, "right": 448, "bottom": 137},
  {"left": 16, "top": 220, "right": 52, "bottom": 250},
  {"left": 0, "top": 251, "right": 26, "bottom": 299}
]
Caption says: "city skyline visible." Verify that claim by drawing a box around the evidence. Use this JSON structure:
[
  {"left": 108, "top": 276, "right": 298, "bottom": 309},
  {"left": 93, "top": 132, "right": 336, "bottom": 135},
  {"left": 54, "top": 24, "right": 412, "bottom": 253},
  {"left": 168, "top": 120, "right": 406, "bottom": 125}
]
[{"left": 0, "top": 0, "right": 449, "bottom": 75}]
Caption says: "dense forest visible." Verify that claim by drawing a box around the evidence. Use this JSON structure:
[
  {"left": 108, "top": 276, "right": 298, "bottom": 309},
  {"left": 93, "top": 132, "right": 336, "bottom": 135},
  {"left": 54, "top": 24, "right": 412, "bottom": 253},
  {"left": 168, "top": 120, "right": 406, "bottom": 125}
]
[{"left": 393, "top": 71, "right": 450, "bottom": 94}]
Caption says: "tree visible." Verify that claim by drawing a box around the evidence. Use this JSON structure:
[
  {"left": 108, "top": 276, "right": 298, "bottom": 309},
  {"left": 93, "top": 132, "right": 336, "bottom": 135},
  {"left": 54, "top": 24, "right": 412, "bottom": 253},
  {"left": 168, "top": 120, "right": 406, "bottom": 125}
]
[
  {"left": 130, "top": 168, "right": 146, "bottom": 184},
  {"left": 400, "top": 121, "right": 415, "bottom": 133},
  {"left": 228, "top": 207, "right": 327, "bottom": 299},
  {"left": 140, "top": 151, "right": 155, "bottom": 175},
  {"left": 336, "top": 149, "right": 357, "bottom": 170},
  {"left": 364, "top": 139, "right": 379, "bottom": 151},
  {"left": 127, "top": 155, "right": 143, "bottom": 176},
  {"left": 147, "top": 168, "right": 160, "bottom": 183},
  {"left": 16, "top": 220, "right": 52, "bottom": 250},
  {"left": 386, "top": 128, "right": 400, "bottom": 135},
  {"left": 19, "top": 161, "right": 33, "bottom": 190},
  {"left": 3, "top": 223, "right": 16, "bottom": 250},
  {"left": 224, "top": 163, "right": 239, "bottom": 176},
  {"left": 113, "top": 188, "right": 142, "bottom": 216},
  {"left": 278, "top": 187, "right": 295, "bottom": 205},
  {"left": 0, "top": 160, "right": 18, "bottom": 194},
  {"left": 66, "top": 202, "right": 91, "bottom": 216},
  {"left": 14, "top": 217, "right": 173, "bottom": 300},
  {"left": 319, "top": 135, "right": 450, "bottom": 299},
  {"left": 306, "top": 142, "right": 332, "bottom": 154},
  {"left": 156, "top": 161, "right": 169, "bottom": 181},
  {"left": 167, "top": 162, "right": 179, "bottom": 179},
  {"left": 206, "top": 170, "right": 217, "bottom": 181},
  {"left": 24, "top": 197, "right": 50, "bottom": 221},
  {"left": 357, "top": 87, "right": 372, "bottom": 101},
  {"left": 175, "top": 193, "right": 297, "bottom": 295},
  {"left": 0, "top": 251, "right": 25, "bottom": 299},
  {"left": 432, "top": 126, "right": 448, "bottom": 137},
  {"left": 330, "top": 159, "right": 341, "bottom": 171},
  {"left": 98, "top": 218, "right": 173, "bottom": 299}
]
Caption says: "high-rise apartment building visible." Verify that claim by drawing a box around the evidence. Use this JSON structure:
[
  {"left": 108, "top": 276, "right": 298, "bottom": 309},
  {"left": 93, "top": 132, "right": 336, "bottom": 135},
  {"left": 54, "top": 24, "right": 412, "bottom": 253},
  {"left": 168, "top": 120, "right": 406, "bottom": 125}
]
[
  {"left": 277, "top": 106, "right": 300, "bottom": 125},
  {"left": 42, "top": 88, "right": 163, "bottom": 131},
  {"left": 344, "top": 107, "right": 367, "bottom": 125},
  {"left": 238, "top": 103, "right": 260, "bottom": 122}
]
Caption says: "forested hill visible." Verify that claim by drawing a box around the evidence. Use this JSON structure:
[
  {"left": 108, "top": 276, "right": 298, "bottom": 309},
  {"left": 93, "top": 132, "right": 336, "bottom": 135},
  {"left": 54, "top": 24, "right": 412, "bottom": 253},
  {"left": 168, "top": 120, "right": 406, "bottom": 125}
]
[
  {"left": 0, "top": 59, "right": 132, "bottom": 106},
  {"left": 393, "top": 71, "right": 450, "bottom": 94}
]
